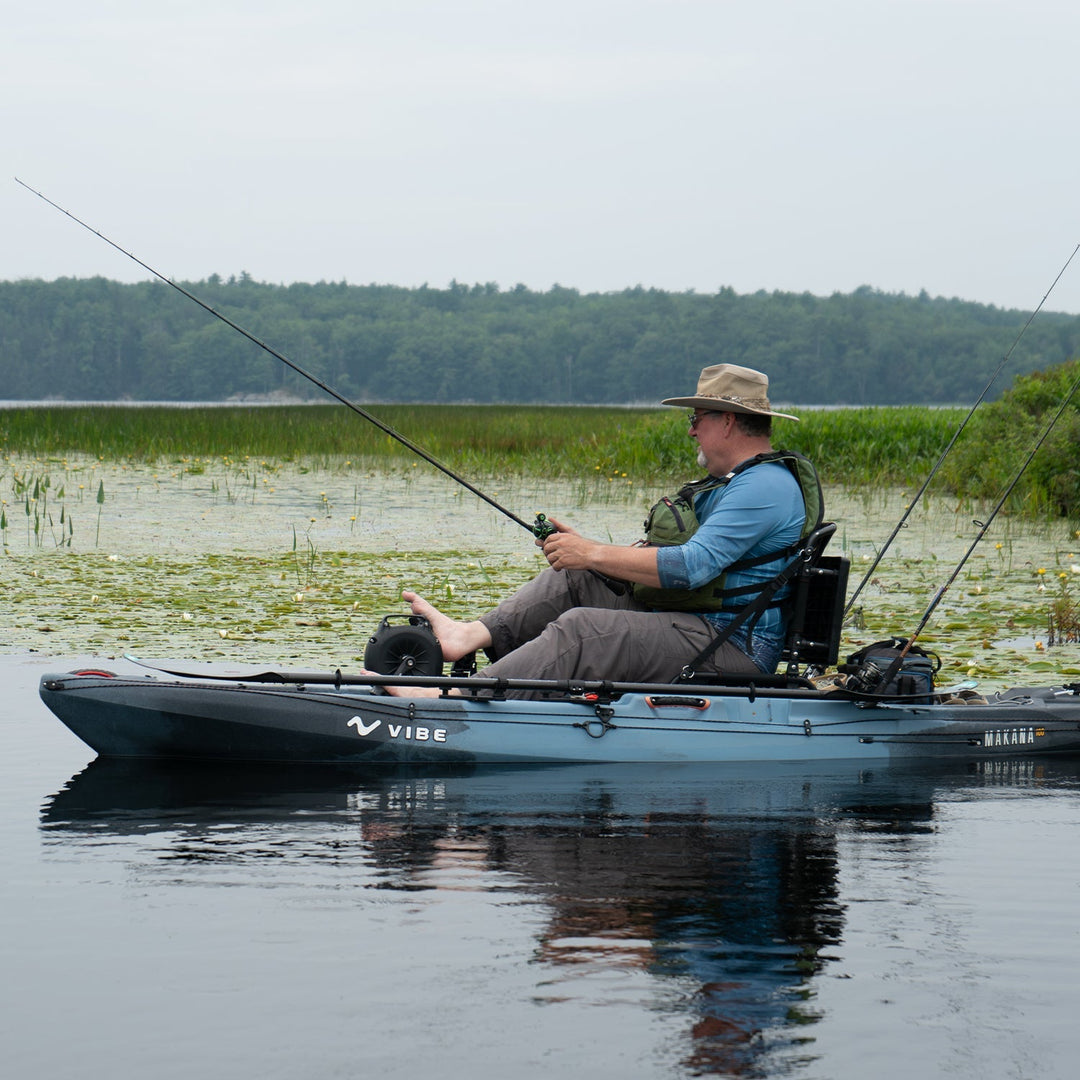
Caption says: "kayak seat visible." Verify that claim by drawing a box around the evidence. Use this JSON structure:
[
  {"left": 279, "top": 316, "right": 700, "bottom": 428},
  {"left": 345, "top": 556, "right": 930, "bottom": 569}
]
[{"left": 781, "top": 522, "right": 849, "bottom": 677}]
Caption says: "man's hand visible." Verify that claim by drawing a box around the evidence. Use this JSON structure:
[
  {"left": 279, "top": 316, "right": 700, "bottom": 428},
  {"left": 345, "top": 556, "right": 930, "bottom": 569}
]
[
  {"left": 538, "top": 518, "right": 591, "bottom": 571},
  {"left": 538, "top": 518, "right": 662, "bottom": 587}
]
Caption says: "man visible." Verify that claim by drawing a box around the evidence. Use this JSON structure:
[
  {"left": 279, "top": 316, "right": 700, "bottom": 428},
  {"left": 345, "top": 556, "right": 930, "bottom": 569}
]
[{"left": 377, "top": 363, "right": 820, "bottom": 697}]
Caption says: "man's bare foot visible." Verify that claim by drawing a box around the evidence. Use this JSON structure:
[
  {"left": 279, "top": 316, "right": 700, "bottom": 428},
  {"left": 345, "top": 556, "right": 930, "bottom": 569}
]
[
  {"left": 358, "top": 669, "right": 442, "bottom": 698},
  {"left": 401, "top": 590, "right": 492, "bottom": 662}
]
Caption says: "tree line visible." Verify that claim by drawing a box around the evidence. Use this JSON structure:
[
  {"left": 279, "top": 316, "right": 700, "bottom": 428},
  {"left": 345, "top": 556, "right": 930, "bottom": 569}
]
[{"left": 2, "top": 275, "right": 1078, "bottom": 405}]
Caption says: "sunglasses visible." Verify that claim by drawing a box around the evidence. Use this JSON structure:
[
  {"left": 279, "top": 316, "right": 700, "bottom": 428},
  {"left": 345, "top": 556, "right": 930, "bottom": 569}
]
[{"left": 687, "top": 410, "right": 720, "bottom": 430}]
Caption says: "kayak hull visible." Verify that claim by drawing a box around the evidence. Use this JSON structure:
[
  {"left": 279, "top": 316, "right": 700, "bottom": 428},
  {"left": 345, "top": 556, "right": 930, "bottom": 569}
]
[{"left": 39, "top": 669, "right": 1080, "bottom": 765}]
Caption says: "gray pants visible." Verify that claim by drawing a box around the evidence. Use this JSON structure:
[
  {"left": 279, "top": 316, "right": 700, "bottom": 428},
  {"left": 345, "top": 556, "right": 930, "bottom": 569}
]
[{"left": 476, "top": 567, "right": 761, "bottom": 697}]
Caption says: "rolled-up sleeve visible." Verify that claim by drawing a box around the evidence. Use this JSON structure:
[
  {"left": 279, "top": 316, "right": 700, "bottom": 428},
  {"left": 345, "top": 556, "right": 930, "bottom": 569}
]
[{"left": 655, "top": 543, "right": 694, "bottom": 589}]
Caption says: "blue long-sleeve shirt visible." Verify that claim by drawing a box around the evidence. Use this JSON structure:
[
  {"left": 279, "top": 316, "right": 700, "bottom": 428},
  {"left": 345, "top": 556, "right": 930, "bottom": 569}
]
[{"left": 653, "top": 462, "right": 806, "bottom": 671}]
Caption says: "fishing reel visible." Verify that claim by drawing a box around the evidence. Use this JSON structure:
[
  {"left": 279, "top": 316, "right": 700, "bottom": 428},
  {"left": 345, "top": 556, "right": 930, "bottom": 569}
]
[
  {"left": 532, "top": 513, "right": 556, "bottom": 540},
  {"left": 838, "top": 637, "right": 939, "bottom": 701},
  {"left": 843, "top": 658, "right": 890, "bottom": 695},
  {"left": 364, "top": 615, "right": 444, "bottom": 677}
]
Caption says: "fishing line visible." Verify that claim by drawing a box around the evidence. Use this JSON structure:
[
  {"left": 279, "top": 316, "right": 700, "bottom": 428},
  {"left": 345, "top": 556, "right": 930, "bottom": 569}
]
[
  {"left": 15, "top": 177, "right": 550, "bottom": 539},
  {"left": 845, "top": 241, "right": 1080, "bottom": 614}
]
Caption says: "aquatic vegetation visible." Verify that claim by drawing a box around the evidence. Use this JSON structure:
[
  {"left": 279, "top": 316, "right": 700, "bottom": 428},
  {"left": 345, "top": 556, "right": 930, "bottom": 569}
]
[
  {"left": 2, "top": 459, "right": 1079, "bottom": 691},
  {"left": 4, "top": 426, "right": 1080, "bottom": 689},
  {"left": 3, "top": 469, "right": 74, "bottom": 550},
  {"left": 94, "top": 480, "right": 105, "bottom": 546},
  {"left": 1047, "top": 568, "right": 1080, "bottom": 645},
  {"left": 291, "top": 524, "right": 319, "bottom": 590},
  {"left": 0, "top": 403, "right": 964, "bottom": 489}
]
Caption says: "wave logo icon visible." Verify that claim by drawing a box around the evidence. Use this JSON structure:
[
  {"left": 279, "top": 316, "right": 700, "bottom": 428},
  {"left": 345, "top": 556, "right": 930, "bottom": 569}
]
[{"left": 347, "top": 716, "right": 382, "bottom": 737}]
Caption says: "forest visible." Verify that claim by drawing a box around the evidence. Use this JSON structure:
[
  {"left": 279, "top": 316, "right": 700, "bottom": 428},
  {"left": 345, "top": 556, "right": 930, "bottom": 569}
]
[{"left": 2, "top": 275, "right": 1079, "bottom": 405}]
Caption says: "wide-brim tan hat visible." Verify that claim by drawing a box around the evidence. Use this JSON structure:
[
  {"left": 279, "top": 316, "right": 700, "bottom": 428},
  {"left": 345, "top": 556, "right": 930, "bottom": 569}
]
[{"left": 661, "top": 363, "right": 799, "bottom": 421}]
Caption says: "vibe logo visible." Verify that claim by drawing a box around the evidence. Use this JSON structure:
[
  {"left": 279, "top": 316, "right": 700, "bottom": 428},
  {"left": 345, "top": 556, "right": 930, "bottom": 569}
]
[{"left": 347, "top": 716, "right": 448, "bottom": 742}]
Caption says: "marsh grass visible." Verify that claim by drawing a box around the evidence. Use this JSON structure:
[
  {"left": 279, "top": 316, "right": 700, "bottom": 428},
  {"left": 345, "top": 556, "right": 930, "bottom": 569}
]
[{"left": 1, "top": 403, "right": 965, "bottom": 488}]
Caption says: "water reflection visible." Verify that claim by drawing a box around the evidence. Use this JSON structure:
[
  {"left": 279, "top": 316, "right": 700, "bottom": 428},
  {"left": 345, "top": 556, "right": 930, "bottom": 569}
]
[{"left": 40, "top": 759, "right": 1067, "bottom": 1076}]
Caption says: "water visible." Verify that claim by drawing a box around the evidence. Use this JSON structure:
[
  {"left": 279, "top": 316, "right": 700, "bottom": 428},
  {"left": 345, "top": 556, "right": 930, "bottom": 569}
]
[
  {"left": 6, "top": 654, "right": 1080, "bottom": 1079},
  {"left": 6, "top": 466, "right": 1080, "bottom": 1076}
]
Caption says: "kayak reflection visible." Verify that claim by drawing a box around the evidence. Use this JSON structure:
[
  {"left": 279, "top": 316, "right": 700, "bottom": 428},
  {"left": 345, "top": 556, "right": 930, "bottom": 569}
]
[{"left": 43, "top": 759, "right": 1020, "bottom": 1075}]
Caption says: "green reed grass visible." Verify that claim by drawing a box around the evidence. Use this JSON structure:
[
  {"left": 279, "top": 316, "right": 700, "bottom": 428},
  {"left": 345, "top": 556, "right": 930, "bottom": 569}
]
[{"left": 1, "top": 404, "right": 965, "bottom": 488}]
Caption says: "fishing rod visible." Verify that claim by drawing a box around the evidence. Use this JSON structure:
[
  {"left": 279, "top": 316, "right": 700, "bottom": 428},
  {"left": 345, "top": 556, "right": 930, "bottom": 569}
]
[
  {"left": 845, "top": 241, "right": 1080, "bottom": 614},
  {"left": 15, "top": 177, "right": 554, "bottom": 541},
  {"left": 874, "top": 352, "right": 1080, "bottom": 691}
]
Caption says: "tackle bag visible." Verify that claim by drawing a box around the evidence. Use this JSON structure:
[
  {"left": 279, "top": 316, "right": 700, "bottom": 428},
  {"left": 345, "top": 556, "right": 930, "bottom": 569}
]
[{"left": 838, "top": 636, "right": 940, "bottom": 702}]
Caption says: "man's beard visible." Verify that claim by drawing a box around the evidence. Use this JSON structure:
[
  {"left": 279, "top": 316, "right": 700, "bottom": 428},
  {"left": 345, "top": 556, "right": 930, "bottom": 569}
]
[{"left": 696, "top": 448, "right": 707, "bottom": 469}]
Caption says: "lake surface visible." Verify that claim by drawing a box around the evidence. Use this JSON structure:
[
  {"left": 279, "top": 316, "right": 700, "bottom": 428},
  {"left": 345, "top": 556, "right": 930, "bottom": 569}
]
[
  {"left": 5, "top": 652, "right": 1080, "bottom": 1079},
  {"left": 5, "top": 465, "right": 1080, "bottom": 1077}
]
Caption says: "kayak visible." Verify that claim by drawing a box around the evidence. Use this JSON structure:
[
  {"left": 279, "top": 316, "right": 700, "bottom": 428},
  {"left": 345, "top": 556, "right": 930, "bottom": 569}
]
[
  {"left": 38, "top": 657, "right": 1080, "bottom": 765},
  {"left": 35, "top": 525, "right": 1080, "bottom": 766}
]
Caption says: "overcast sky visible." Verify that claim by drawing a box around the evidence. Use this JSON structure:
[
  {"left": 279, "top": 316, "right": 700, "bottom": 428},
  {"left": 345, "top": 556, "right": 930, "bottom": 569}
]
[{"left": 5, "top": 0, "right": 1080, "bottom": 312}]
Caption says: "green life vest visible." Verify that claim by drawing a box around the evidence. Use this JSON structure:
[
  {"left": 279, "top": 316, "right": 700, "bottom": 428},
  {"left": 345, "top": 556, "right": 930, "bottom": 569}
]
[{"left": 632, "top": 450, "right": 824, "bottom": 613}]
